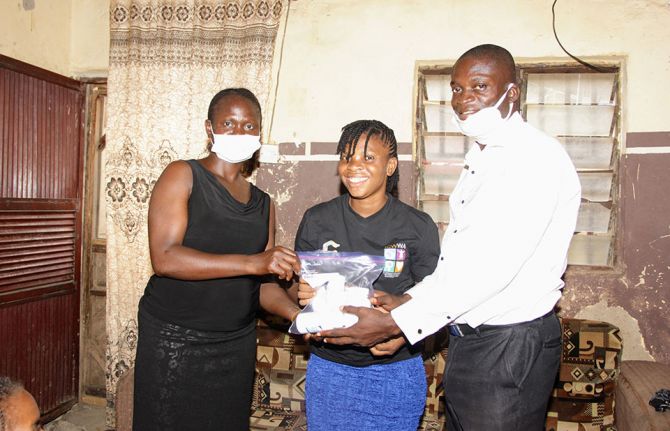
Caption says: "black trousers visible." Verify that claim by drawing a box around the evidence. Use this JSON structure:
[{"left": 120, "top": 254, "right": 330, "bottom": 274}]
[{"left": 443, "top": 313, "right": 561, "bottom": 431}]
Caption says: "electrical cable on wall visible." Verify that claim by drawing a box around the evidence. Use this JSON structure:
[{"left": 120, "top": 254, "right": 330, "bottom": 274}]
[{"left": 552, "top": 0, "right": 609, "bottom": 72}]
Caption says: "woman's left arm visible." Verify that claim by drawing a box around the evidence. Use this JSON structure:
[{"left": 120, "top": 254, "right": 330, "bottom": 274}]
[{"left": 259, "top": 202, "right": 302, "bottom": 321}]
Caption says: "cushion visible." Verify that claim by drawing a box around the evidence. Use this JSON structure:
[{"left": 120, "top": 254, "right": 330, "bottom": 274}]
[
  {"left": 249, "top": 409, "right": 307, "bottom": 431},
  {"left": 421, "top": 327, "right": 449, "bottom": 421},
  {"left": 253, "top": 315, "right": 308, "bottom": 413},
  {"left": 545, "top": 318, "right": 622, "bottom": 431}
]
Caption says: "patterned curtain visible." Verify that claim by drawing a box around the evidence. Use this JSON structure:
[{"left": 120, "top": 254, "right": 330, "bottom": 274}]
[{"left": 105, "top": 1, "right": 286, "bottom": 426}]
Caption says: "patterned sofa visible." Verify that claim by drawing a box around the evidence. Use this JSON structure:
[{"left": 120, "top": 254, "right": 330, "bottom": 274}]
[
  {"left": 545, "top": 319, "right": 623, "bottom": 431},
  {"left": 249, "top": 315, "right": 623, "bottom": 431},
  {"left": 114, "top": 316, "right": 622, "bottom": 430}
]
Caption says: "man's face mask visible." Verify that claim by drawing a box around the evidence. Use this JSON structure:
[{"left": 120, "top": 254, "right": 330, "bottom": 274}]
[
  {"left": 210, "top": 131, "right": 261, "bottom": 163},
  {"left": 452, "top": 83, "right": 514, "bottom": 144}
]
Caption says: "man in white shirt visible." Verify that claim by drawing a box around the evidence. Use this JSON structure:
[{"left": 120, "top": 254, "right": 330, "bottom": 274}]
[{"left": 316, "top": 44, "right": 581, "bottom": 430}]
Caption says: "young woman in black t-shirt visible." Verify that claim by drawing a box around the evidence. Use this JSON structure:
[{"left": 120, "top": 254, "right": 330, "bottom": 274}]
[{"left": 296, "top": 120, "right": 440, "bottom": 430}]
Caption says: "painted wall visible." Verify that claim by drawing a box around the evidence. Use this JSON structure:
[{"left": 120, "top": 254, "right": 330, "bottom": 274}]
[
  {"left": 2, "top": 0, "right": 668, "bottom": 362},
  {"left": 0, "top": 0, "right": 109, "bottom": 78},
  {"left": 70, "top": 0, "right": 110, "bottom": 78},
  {"left": 270, "top": 0, "right": 670, "bottom": 144},
  {"left": 262, "top": 0, "right": 670, "bottom": 363},
  {"left": 0, "top": 0, "right": 72, "bottom": 75}
]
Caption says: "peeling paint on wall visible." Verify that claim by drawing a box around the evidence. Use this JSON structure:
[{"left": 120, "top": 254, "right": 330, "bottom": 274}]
[
  {"left": 574, "top": 300, "right": 654, "bottom": 361},
  {"left": 560, "top": 134, "right": 670, "bottom": 363},
  {"left": 257, "top": 134, "right": 670, "bottom": 364}
]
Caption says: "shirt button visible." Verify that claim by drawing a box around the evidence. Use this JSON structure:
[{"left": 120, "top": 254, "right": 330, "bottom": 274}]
[
  {"left": 446, "top": 315, "right": 451, "bottom": 320},
  {"left": 471, "top": 170, "right": 475, "bottom": 174},
  {"left": 461, "top": 200, "right": 465, "bottom": 204},
  {"left": 418, "top": 329, "right": 423, "bottom": 334},
  {"left": 453, "top": 229, "right": 458, "bottom": 233},
  {"left": 440, "top": 257, "right": 444, "bottom": 261}
]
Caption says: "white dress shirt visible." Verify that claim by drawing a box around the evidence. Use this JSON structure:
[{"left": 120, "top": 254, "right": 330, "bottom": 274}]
[{"left": 392, "top": 112, "right": 581, "bottom": 345}]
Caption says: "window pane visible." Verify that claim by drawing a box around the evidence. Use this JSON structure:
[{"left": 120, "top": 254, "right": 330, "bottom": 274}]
[
  {"left": 526, "top": 73, "right": 616, "bottom": 105},
  {"left": 422, "top": 163, "right": 464, "bottom": 195},
  {"left": 423, "top": 135, "right": 474, "bottom": 161},
  {"left": 568, "top": 234, "right": 612, "bottom": 266},
  {"left": 576, "top": 202, "right": 611, "bottom": 233},
  {"left": 526, "top": 104, "right": 615, "bottom": 137},
  {"left": 93, "top": 94, "right": 107, "bottom": 240},
  {"left": 421, "top": 201, "right": 450, "bottom": 223},
  {"left": 559, "top": 136, "right": 614, "bottom": 169},
  {"left": 425, "top": 75, "right": 452, "bottom": 101},
  {"left": 425, "top": 104, "right": 461, "bottom": 133},
  {"left": 579, "top": 172, "right": 613, "bottom": 202},
  {"left": 417, "top": 66, "right": 620, "bottom": 269}
]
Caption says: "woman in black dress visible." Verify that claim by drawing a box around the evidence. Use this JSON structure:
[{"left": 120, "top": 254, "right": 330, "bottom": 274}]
[{"left": 132, "top": 88, "right": 302, "bottom": 431}]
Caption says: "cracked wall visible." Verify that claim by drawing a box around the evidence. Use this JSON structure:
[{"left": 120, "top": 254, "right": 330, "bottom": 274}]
[
  {"left": 531, "top": 132, "right": 670, "bottom": 362},
  {"left": 258, "top": 133, "right": 670, "bottom": 364}
]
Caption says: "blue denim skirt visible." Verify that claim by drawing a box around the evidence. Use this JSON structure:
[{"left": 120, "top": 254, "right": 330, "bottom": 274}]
[{"left": 306, "top": 354, "right": 427, "bottom": 431}]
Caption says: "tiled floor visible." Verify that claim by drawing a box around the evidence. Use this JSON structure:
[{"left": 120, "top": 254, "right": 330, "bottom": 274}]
[{"left": 45, "top": 403, "right": 107, "bottom": 431}]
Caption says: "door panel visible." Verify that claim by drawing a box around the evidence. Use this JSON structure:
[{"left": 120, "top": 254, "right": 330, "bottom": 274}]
[{"left": 0, "top": 54, "right": 84, "bottom": 417}]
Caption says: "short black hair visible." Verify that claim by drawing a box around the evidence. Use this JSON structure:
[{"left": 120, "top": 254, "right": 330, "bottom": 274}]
[
  {"left": 207, "top": 87, "right": 262, "bottom": 122},
  {"left": 458, "top": 44, "right": 517, "bottom": 84},
  {"left": 336, "top": 120, "right": 399, "bottom": 193},
  {"left": 207, "top": 88, "right": 262, "bottom": 177},
  {"left": 0, "top": 376, "right": 24, "bottom": 431}
]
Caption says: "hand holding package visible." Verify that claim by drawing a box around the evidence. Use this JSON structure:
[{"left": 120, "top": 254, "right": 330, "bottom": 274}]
[{"left": 289, "top": 252, "right": 385, "bottom": 334}]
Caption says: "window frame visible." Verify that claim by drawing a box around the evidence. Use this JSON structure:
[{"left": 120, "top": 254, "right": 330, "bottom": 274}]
[{"left": 412, "top": 59, "right": 625, "bottom": 269}]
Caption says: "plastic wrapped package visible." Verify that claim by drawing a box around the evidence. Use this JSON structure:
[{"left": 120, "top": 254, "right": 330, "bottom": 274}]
[{"left": 289, "top": 251, "right": 385, "bottom": 334}]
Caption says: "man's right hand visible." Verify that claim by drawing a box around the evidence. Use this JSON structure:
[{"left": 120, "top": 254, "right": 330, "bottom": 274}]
[{"left": 318, "top": 306, "right": 402, "bottom": 347}]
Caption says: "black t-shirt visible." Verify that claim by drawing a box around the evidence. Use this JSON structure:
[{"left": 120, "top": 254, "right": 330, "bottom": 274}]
[
  {"left": 295, "top": 194, "right": 440, "bottom": 366},
  {"left": 140, "top": 159, "right": 270, "bottom": 332}
]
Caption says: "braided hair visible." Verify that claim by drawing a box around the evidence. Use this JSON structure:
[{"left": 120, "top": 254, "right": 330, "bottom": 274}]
[
  {"left": 0, "top": 376, "right": 23, "bottom": 431},
  {"left": 336, "top": 120, "right": 399, "bottom": 193},
  {"left": 207, "top": 88, "right": 261, "bottom": 177}
]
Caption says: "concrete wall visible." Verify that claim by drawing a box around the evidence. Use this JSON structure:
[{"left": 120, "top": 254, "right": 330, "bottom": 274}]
[
  {"left": 0, "top": 0, "right": 109, "bottom": 78},
  {"left": 70, "top": 0, "right": 110, "bottom": 78},
  {"left": 2, "top": 0, "right": 669, "bottom": 362},
  {"left": 261, "top": 0, "right": 670, "bottom": 363},
  {"left": 0, "top": 0, "right": 72, "bottom": 75},
  {"left": 270, "top": 0, "right": 670, "bottom": 144}
]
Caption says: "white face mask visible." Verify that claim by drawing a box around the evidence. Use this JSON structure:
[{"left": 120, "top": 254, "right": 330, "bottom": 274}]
[
  {"left": 210, "top": 133, "right": 261, "bottom": 163},
  {"left": 452, "top": 83, "right": 514, "bottom": 143}
]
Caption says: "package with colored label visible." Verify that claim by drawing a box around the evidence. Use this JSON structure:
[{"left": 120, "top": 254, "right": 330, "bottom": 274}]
[{"left": 289, "top": 251, "right": 385, "bottom": 334}]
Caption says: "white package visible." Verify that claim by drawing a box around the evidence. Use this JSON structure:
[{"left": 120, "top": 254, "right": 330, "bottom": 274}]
[{"left": 292, "top": 272, "right": 371, "bottom": 334}]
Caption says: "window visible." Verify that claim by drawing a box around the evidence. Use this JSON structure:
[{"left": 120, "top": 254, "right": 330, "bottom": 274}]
[
  {"left": 414, "top": 63, "right": 621, "bottom": 266},
  {"left": 89, "top": 86, "right": 107, "bottom": 241}
]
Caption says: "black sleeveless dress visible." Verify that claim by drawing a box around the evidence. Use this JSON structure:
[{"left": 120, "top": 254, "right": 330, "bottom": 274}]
[{"left": 133, "top": 159, "right": 270, "bottom": 431}]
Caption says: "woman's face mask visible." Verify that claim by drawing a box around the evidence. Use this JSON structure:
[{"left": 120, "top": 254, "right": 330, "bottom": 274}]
[
  {"left": 452, "top": 83, "right": 514, "bottom": 143},
  {"left": 210, "top": 132, "right": 261, "bottom": 163},
  {"left": 206, "top": 94, "right": 262, "bottom": 163}
]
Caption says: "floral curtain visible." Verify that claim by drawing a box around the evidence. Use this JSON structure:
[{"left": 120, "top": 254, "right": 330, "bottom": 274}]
[{"left": 105, "top": 1, "right": 286, "bottom": 426}]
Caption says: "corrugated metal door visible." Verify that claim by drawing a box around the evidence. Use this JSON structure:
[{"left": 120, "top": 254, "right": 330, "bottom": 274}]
[{"left": 0, "top": 54, "right": 84, "bottom": 418}]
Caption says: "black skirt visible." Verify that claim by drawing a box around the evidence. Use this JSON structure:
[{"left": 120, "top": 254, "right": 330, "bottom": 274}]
[{"left": 132, "top": 305, "right": 257, "bottom": 431}]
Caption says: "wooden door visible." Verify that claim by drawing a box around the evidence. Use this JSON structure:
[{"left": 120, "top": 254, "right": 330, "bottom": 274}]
[{"left": 0, "top": 54, "right": 84, "bottom": 419}]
